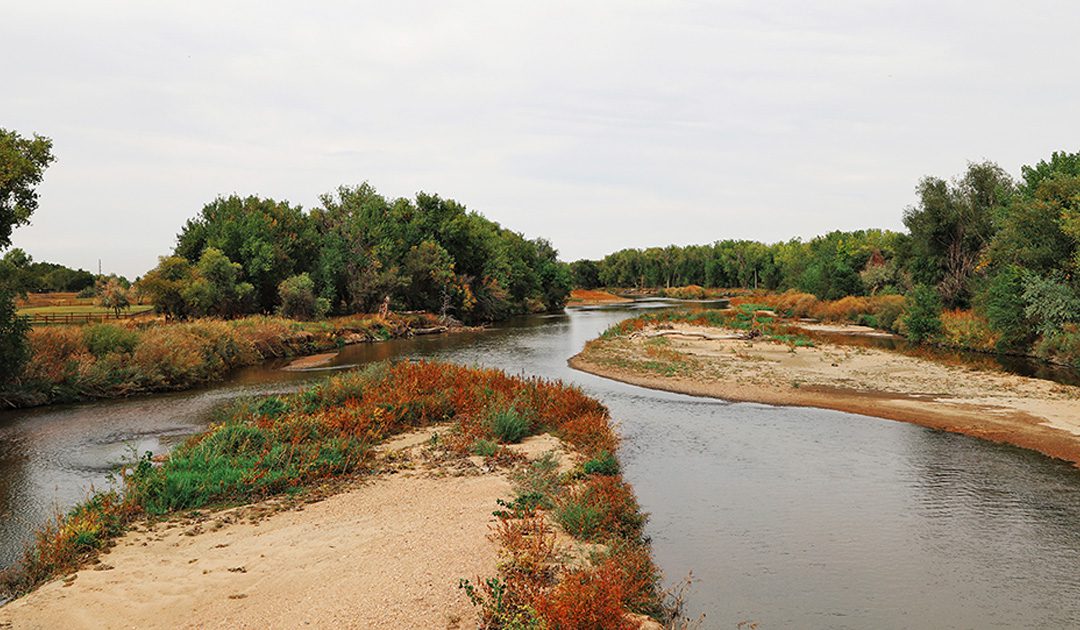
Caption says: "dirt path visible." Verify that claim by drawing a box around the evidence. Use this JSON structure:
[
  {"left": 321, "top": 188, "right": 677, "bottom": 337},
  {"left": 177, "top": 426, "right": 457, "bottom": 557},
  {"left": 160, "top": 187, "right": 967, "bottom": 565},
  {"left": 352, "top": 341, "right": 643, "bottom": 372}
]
[
  {"left": 0, "top": 431, "right": 568, "bottom": 629},
  {"left": 572, "top": 323, "right": 1080, "bottom": 466}
]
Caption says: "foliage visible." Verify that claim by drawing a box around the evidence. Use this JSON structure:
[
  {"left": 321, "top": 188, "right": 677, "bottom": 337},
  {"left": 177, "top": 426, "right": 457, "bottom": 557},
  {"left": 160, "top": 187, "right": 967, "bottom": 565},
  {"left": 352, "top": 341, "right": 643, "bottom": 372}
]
[
  {"left": 489, "top": 407, "right": 533, "bottom": 444},
  {"left": 1020, "top": 271, "right": 1080, "bottom": 337},
  {"left": 980, "top": 265, "right": 1033, "bottom": 351},
  {"left": 82, "top": 324, "right": 139, "bottom": 358},
  {"left": 0, "top": 290, "right": 31, "bottom": 384},
  {"left": 0, "top": 312, "right": 442, "bottom": 408},
  {"left": 278, "top": 273, "right": 319, "bottom": 320},
  {"left": 96, "top": 277, "right": 131, "bottom": 317},
  {"left": 901, "top": 285, "right": 943, "bottom": 343},
  {"left": 583, "top": 450, "right": 619, "bottom": 476},
  {"left": 0, "top": 128, "right": 55, "bottom": 249},
  {"left": 902, "top": 161, "right": 1013, "bottom": 307}
]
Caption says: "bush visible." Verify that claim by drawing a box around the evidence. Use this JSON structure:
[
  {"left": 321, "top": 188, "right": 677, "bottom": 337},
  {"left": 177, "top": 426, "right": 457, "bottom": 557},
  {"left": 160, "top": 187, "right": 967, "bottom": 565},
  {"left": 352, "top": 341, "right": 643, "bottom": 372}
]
[
  {"left": 278, "top": 273, "right": 318, "bottom": 320},
  {"left": 902, "top": 285, "right": 943, "bottom": 342},
  {"left": 0, "top": 291, "right": 30, "bottom": 384},
  {"left": 583, "top": 450, "right": 619, "bottom": 476},
  {"left": 1034, "top": 323, "right": 1080, "bottom": 367},
  {"left": 489, "top": 407, "right": 532, "bottom": 444},
  {"left": 472, "top": 438, "right": 499, "bottom": 457},
  {"left": 940, "top": 310, "right": 998, "bottom": 352},
  {"left": 982, "top": 265, "right": 1033, "bottom": 351},
  {"left": 83, "top": 324, "right": 139, "bottom": 358}
]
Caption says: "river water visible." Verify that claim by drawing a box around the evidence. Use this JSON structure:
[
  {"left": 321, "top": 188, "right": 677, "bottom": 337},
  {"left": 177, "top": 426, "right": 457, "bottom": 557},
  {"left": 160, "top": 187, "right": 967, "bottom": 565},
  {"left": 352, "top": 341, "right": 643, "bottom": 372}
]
[{"left": 3, "top": 303, "right": 1080, "bottom": 628}]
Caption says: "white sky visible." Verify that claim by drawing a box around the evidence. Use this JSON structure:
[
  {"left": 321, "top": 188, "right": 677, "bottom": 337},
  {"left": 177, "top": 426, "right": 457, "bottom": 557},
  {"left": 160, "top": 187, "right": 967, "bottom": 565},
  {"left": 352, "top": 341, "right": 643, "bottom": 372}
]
[{"left": 4, "top": 1, "right": 1079, "bottom": 278}]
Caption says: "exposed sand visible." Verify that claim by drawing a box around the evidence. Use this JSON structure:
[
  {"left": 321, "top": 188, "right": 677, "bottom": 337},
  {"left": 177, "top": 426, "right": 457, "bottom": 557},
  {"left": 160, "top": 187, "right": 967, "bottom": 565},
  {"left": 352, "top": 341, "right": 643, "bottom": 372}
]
[
  {"left": 281, "top": 352, "right": 339, "bottom": 370},
  {"left": 0, "top": 431, "right": 572, "bottom": 629},
  {"left": 572, "top": 323, "right": 1080, "bottom": 465}
]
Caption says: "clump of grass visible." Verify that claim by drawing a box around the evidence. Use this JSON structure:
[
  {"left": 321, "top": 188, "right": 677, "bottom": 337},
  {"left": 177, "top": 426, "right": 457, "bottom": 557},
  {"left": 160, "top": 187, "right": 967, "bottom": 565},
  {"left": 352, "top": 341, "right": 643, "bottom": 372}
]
[
  {"left": 511, "top": 452, "right": 562, "bottom": 509},
  {"left": 488, "top": 406, "right": 532, "bottom": 444},
  {"left": 583, "top": 450, "right": 619, "bottom": 476},
  {"left": 472, "top": 438, "right": 499, "bottom": 457}
]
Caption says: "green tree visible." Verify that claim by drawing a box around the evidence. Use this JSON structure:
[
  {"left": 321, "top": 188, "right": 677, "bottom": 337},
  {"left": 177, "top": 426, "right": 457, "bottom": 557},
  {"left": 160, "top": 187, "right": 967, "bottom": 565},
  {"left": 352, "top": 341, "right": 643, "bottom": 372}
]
[
  {"left": 902, "top": 284, "right": 943, "bottom": 342},
  {"left": 0, "top": 128, "right": 54, "bottom": 386},
  {"left": 401, "top": 241, "right": 455, "bottom": 313},
  {"left": 176, "top": 195, "right": 315, "bottom": 312},
  {"left": 903, "top": 161, "right": 1013, "bottom": 307},
  {"left": 139, "top": 256, "right": 194, "bottom": 320},
  {"left": 980, "top": 265, "right": 1032, "bottom": 351},
  {"left": 277, "top": 273, "right": 322, "bottom": 320},
  {"left": 1, "top": 129, "right": 54, "bottom": 249}
]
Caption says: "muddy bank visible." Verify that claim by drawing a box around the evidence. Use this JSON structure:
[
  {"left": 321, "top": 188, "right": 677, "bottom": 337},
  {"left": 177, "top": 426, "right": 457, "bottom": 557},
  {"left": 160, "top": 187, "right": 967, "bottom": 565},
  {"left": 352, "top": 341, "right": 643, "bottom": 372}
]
[{"left": 571, "top": 323, "right": 1080, "bottom": 466}]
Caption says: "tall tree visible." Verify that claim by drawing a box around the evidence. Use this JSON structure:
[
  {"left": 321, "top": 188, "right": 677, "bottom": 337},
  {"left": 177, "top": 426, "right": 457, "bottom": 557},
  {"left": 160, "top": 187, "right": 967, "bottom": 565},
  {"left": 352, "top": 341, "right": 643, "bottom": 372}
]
[
  {"left": 0, "top": 128, "right": 54, "bottom": 385},
  {"left": 903, "top": 161, "right": 1013, "bottom": 307}
]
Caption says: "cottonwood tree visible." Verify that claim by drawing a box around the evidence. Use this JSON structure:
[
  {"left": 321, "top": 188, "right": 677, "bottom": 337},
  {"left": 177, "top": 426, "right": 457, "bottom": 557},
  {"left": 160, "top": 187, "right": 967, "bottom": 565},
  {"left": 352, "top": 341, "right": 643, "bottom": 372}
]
[{"left": 0, "top": 128, "right": 54, "bottom": 385}]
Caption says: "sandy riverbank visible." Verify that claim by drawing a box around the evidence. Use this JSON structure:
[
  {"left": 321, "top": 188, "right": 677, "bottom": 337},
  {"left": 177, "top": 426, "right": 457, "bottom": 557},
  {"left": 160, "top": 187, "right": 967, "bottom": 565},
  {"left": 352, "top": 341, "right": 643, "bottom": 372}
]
[
  {"left": 571, "top": 323, "right": 1080, "bottom": 465},
  {"left": 0, "top": 430, "right": 574, "bottom": 630}
]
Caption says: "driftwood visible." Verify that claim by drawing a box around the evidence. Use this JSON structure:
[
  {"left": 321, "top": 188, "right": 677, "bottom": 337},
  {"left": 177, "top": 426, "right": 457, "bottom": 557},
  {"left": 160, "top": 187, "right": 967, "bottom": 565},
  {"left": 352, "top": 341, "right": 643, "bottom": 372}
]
[{"left": 412, "top": 325, "right": 449, "bottom": 336}]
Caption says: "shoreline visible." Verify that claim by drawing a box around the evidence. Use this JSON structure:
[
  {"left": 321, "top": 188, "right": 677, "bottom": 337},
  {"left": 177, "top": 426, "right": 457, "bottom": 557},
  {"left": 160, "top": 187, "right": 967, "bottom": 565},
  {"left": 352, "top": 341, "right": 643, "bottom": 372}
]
[
  {"left": 1, "top": 362, "right": 670, "bottom": 628},
  {"left": 570, "top": 325, "right": 1080, "bottom": 467}
]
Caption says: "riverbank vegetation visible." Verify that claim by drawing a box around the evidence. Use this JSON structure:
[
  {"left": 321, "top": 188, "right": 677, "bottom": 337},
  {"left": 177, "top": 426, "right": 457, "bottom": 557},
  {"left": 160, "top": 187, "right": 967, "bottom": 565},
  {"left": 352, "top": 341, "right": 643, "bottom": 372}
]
[
  {"left": 572, "top": 151, "right": 1080, "bottom": 367},
  {"left": 1, "top": 361, "right": 672, "bottom": 627},
  {"left": 149, "top": 184, "right": 571, "bottom": 324},
  {"left": 0, "top": 313, "right": 440, "bottom": 408}
]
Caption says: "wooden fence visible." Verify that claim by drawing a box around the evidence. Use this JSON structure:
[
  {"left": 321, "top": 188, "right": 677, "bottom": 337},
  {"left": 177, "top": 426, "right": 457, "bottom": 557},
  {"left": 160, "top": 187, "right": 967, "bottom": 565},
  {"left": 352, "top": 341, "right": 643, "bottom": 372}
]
[{"left": 25, "top": 310, "right": 150, "bottom": 326}]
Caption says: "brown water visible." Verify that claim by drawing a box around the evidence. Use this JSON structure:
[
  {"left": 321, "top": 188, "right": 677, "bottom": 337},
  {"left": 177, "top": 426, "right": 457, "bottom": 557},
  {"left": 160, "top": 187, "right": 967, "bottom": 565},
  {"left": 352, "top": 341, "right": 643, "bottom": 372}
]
[{"left": 3, "top": 303, "right": 1080, "bottom": 627}]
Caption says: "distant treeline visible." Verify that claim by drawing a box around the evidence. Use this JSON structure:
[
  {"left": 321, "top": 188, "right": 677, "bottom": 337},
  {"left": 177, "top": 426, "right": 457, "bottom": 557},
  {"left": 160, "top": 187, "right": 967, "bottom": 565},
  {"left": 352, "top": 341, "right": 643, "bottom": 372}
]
[
  {"left": 572, "top": 151, "right": 1080, "bottom": 357},
  {"left": 141, "top": 183, "right": 571, "bottom": 323},
  {"left": 0, "top": 248, "right": 96, "bottom": 294}
]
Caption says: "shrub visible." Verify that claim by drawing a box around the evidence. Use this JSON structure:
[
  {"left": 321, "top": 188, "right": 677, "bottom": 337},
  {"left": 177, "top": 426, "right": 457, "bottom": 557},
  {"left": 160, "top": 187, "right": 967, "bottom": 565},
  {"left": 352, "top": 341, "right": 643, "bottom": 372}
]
[
  {"left": 982, "top": 265, "right": 1034, "bottom": 352},
  {"left": 0, "top": 291, "right": 30, "bottom": 384},
  {"left": 83, "top": 324, "right": 139, "bottom": 358},
  {"left": 583, "top": 450, "right": 619, "bottom": 476},
  {"left": 555, "top": 476, "right": 645, "bottom": 543},
  {"left": 278, "top": 273, "right": 318, "bottom": 320},
  {"left": 1034, "top": 323, "right": 1080, "bottom": 367},
  {"left": 489, "top": 407, "right": 532, "bottom": 444},
  {"left": 902, "top": 285, "right": 943, "bottom": 342},
  {"left": 472, "top": 438, "right": 499, "bottom": 457},
  {"left": 940, "top": 310, "right": 998, "bottom": 352}
]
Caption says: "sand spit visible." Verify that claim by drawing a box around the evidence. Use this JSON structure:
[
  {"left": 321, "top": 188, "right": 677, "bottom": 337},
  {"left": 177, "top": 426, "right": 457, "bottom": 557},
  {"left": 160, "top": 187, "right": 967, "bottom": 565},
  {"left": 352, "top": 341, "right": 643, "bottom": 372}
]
[
  {"left": 0, "top": 431, "right": 572, "bottom": 629},
  {"left": 572, "top": 323, "right": 1080, "bottom": 465}
]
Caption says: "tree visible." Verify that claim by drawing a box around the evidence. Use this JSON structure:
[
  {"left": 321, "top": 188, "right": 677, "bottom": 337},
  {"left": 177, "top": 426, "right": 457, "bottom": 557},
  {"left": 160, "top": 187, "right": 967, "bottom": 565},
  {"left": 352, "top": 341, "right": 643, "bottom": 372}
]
[
  {"left": 903, "top": 162, "right": 1014, "bottom": 307},
  {"left": 902, "top": 284, "right": 943, "bottom": 342},
  {"left": 278, "top": 273, "right": 324, "bottom": 320},
  {"left": 176, "top": 195, "right": 316, "bottom": 312},
  {"left": 0, "top": 128, "right": 53, "bottom": 386},
  {"left": 139, "top": 256, "right": 193, "bottom": 320},
  {"left": 97, "top": 277, "right": 131, "bottom": 317},
  {"left": 1, "top": 129, "right": 54, "bottom": 250},
  {"left": 401, "top": 241, "right": 455, "bottom": 313},
  {"left": 569, "top": 260, "right": 601, "bottom": 289}
]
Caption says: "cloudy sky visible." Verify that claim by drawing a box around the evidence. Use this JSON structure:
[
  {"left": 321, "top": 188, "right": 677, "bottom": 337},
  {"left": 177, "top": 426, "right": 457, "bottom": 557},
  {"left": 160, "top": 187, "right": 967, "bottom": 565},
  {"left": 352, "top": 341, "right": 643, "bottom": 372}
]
[{"left": 4, "top": 1, "right": 1078, "bottom": 278}]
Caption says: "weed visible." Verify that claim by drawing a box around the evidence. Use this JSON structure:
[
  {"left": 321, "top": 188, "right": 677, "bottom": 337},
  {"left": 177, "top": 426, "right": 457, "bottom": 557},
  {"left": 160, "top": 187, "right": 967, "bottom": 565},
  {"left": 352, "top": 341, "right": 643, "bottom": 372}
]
[{"left": 583, "top": 450, "right": 619, "bottom": 476}]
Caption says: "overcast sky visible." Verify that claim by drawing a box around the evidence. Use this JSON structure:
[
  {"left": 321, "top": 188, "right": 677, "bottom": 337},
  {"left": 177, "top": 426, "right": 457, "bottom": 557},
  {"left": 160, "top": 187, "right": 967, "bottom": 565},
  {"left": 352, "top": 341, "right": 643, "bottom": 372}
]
[{"left": 4, "top": 1, "right": 1079, "bottom": 278}]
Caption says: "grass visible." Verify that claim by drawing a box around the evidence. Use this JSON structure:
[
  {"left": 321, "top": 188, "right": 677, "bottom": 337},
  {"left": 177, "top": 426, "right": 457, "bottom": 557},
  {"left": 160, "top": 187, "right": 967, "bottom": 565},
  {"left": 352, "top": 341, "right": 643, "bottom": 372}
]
[{"left": 0, "top": 312, "right": 444, "bottom": 408}]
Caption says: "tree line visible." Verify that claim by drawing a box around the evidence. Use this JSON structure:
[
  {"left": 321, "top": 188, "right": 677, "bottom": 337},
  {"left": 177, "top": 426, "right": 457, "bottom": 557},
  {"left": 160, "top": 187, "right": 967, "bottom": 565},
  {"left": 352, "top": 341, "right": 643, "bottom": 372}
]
[
  {"left": 141, "top": 184, "right": 572, "bottom": 322},
  {"left": 571, "top": 153, "right": 1080, "bottom": 355}
]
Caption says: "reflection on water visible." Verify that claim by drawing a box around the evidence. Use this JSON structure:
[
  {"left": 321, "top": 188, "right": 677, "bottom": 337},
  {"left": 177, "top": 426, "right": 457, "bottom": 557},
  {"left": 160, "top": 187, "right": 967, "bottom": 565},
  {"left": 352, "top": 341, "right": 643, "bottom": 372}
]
[{"left": 2, "top": 302, "right": 1080, "bottom": 628}]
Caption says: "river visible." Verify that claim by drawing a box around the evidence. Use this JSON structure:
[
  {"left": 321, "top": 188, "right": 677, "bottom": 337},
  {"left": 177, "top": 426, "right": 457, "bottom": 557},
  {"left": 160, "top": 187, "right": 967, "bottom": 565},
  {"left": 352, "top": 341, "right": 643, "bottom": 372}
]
[{"left": 2, "top": 303, "right": 1080, "bottom": 627}]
